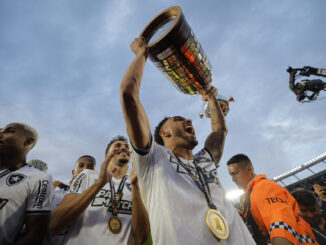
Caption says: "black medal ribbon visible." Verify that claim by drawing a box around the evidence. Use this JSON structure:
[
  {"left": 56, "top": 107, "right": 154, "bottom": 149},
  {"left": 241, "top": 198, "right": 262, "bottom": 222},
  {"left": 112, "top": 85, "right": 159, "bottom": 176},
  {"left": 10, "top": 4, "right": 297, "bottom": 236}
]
[
  {"left": 109, "top": 176, "right": 128, "bottom": 216},
  {"left": 176, "top": 157, "right": 217, "bottom": 209}
]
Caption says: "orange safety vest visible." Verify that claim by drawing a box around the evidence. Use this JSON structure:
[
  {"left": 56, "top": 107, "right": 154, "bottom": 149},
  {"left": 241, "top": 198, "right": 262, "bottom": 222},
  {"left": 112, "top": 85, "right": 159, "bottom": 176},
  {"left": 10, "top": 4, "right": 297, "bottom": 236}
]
[{"left": 241, "top": 174, "right": 318, "bottom": 245}]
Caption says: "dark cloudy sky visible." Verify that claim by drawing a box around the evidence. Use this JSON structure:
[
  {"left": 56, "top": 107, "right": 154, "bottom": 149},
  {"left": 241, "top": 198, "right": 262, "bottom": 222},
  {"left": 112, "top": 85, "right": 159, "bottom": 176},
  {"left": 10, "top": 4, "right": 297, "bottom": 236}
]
[{"left": 1, "top": 0, "right": 325, "bottom": 192}]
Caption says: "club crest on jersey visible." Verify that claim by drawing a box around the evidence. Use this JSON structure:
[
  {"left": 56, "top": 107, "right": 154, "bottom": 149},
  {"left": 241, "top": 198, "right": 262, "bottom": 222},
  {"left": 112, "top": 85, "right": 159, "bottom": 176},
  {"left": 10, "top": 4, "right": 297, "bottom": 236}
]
[
  {"left": 6, "top": 173, "right": 26, "bottom": 186},
  {"left": 168, "top": 152, "right": 220, "bottom": 185},
  {"left": 125, "top": 183, "right": 132, "bottom": 192}
]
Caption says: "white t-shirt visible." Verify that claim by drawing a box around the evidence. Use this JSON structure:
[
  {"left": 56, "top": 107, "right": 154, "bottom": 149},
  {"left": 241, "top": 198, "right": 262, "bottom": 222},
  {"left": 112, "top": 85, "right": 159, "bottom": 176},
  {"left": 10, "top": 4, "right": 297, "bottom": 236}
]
[
  {"left": 131, "top": 138, "right": 256, "bottom": 245},
  {"left": 64, "top": 169, "right": 133, "bottom": 245},
  {"left": 0, "top": 165, "right": 53, "bottom": 245}
]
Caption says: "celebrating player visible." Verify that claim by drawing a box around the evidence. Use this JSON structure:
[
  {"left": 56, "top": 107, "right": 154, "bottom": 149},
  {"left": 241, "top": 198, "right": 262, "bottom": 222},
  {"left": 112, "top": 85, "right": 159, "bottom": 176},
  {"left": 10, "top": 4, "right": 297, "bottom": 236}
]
[
  {"left": 119, "top": 37, "right": 255, "bottom": 245},
  {"left": 0, "top": 122, "right": 53, "bottom": 245},
  {"left": 50, "top": 136, "right": 150, "bottom": 245}
]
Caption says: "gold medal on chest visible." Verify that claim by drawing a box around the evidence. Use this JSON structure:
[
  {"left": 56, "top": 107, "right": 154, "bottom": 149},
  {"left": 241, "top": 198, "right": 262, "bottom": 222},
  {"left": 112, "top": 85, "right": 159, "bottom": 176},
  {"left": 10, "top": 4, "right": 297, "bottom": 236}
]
[
  {"left": 108, "top": 216, "right": 122, "bottom": 234},
  {"left": 206, "top": 208, "right": 229, "bottom": 240}
]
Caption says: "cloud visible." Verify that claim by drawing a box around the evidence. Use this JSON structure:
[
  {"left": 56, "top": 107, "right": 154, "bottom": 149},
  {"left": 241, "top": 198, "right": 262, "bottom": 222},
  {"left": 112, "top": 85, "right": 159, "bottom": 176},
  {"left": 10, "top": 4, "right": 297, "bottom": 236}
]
[{"left": 1, "top": 0, "right": 326, "bottom": 190}]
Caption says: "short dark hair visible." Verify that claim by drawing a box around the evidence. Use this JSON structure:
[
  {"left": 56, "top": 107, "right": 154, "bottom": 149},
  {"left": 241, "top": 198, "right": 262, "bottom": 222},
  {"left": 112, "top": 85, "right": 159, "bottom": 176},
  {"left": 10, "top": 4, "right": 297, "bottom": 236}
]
[
  {"left": 291, "top": 188, "right": 318, "bottom": 207},
  {"left": 76, "top": 155, "right": 96, "bottom": 166},
  {"left": 227, "top": 154, "right": 252, "bottom": 166},
  {"left": 105, "top": 135, "right": 128, "bottom": 155},
  {"left": 154, "top": 117, "right": 170, "bottom": 146}
]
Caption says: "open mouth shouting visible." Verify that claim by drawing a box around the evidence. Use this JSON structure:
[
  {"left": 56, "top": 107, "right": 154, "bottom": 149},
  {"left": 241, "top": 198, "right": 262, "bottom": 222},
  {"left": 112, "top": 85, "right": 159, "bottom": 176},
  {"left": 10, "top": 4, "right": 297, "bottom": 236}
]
[{"left": 185, "top": 124, "right": 195, "bottom": 137}]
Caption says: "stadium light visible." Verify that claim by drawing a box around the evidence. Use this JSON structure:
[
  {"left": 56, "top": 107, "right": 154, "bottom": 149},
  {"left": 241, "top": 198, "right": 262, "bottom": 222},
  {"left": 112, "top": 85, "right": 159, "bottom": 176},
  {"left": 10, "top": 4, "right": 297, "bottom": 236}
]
[{"left": 225, "top": 189, "right": 244, "bottom": 201}]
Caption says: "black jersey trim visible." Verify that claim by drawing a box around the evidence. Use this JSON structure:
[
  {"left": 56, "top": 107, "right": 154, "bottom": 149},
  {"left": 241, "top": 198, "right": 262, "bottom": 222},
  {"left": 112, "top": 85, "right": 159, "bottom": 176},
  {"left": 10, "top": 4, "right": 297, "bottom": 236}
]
[
  {"left": 130, "top": 134, "right": 152, "bottom": 156},
  {"left": 0, "top": 169, "right": 14, "bottom": 179},
  {"left": 203, "top": 147, "right": 219, "bottom": 168}
]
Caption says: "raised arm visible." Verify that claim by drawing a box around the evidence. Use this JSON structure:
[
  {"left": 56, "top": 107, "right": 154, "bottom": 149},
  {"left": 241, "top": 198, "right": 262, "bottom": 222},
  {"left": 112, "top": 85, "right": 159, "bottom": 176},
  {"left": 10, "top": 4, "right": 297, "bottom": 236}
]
[
  {"left": 202, "top": 87, "right": 228, "bottom": 163},
  {"left": 50, "top": 151, "right": 117, "bottom": 235},
  {"left": 130, "top": 167, "right": 151, "bottom": 244},
  {"left": 120, "top": 37, "right": 151, "bottom": 149}
]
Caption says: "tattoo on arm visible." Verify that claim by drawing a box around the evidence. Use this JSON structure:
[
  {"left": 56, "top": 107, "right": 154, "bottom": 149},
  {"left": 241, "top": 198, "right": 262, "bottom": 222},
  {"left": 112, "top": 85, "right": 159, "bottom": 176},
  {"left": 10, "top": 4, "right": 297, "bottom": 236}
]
[{"left": 205, "top": 131, "right": 225, "bottom": 163}]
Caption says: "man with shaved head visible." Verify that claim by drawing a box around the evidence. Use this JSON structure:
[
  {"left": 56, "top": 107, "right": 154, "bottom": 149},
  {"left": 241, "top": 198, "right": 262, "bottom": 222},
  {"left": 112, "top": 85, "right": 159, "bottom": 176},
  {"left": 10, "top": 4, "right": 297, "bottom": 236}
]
[
  {"left": 227, "top": 153, "right": 317, "bottom": 245},
  {"left": 0, "top": 122, "right": 53, "bottom": 245}
]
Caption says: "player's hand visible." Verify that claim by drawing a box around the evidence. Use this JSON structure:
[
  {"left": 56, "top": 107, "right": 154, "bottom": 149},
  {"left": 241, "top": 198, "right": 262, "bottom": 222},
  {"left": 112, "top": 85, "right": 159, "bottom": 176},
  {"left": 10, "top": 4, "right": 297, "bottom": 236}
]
[
  {"left": 53, "top": 180, "right": 69, "bottom": 190},
  {"left": 130, "top": 37, "right": 148, "bottom": 56},
  {"left": 97, "top": 149, "right": 119, "bottom": 186},
  {"left": 313, "top": 184, "right": 326, "bottom": 201},
  {"left": 129, "top": 166, "right": 138, "bottom": 186},
  {"left": 199, "top": 86, "right": 218, "bottom": 101}
]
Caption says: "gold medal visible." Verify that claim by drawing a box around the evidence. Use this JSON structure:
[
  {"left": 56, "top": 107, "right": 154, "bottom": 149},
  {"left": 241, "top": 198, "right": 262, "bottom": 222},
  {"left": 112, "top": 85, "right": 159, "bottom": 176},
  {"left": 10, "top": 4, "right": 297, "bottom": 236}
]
[
  {"left": 206, "top": 208, "right": 229, "bottom": 240},
  {"left": 108, "top": 216, "right": 122, "bottom": 234}
]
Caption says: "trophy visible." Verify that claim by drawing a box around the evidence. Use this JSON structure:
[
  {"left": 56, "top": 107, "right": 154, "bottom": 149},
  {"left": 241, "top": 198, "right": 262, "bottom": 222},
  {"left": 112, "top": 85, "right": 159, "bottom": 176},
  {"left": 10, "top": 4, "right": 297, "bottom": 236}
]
[{"left": 140, "top": 6, "right": 232, "bottom": 117}]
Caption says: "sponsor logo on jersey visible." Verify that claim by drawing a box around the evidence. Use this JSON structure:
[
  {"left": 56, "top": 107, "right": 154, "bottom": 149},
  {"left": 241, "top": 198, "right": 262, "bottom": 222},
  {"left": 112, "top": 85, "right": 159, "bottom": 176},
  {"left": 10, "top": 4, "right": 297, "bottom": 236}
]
[
  {"left": 70, "top": 173, "right": 86, "bottom": 193},
  {"left": 6, "top": 173, "right": 26, "bottom": 186},
  {"left": 91, "top": 189, "right": 132, "bottom": 215},
  {"left": 32, "top": 180, "right": 49, "bottom": 208},
  {"left": 265, "top": 196, "right": 288, "bottom": 205},
  {"left": 0, "top": 198, "right": 9, "bottom": 210}
]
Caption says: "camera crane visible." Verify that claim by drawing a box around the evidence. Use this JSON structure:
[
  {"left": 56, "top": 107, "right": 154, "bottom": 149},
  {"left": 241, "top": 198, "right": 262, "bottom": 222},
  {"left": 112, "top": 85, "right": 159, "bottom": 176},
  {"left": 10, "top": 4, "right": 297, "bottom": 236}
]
[{"left": 287, "top": 66, "right": 326, "bottom": 102}]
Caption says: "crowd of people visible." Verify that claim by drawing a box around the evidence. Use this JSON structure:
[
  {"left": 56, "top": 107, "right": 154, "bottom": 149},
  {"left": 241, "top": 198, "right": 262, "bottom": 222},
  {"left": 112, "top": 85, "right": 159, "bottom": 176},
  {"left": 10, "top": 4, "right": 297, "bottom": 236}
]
[{"left": 1, "top": 37, "right": 325, "bottom": 245}]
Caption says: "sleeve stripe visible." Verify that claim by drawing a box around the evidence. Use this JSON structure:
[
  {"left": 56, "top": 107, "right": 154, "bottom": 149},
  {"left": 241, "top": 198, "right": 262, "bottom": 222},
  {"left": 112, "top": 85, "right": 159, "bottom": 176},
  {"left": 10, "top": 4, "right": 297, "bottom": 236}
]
[
  {"left": 269, "top": 221, "right": 317, "bottom": 244},
  {"left": 130, "top": 134, "right": 152, "bottom": 156}
]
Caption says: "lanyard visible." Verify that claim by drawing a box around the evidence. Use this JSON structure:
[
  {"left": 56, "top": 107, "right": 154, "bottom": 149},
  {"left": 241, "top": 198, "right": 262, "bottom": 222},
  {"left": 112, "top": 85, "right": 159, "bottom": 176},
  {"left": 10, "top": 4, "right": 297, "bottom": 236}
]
[
  {"left": 109, "top": 176, "right": 128, "bottom": 216},
  {"left": 176, "top": 157, "right": 217, "bottom": 210}
]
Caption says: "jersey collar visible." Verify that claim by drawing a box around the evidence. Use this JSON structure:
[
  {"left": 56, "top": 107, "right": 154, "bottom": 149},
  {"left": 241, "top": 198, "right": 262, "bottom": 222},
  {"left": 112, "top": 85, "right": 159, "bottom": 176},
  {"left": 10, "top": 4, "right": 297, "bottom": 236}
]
[{"left": 245, "top": 174, "right": 267, "bottom": 194}]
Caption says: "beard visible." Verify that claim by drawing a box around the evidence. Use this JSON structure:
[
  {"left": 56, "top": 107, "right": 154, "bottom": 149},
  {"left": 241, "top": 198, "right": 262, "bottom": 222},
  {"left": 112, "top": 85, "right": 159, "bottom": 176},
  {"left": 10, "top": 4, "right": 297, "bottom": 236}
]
[
  {"left": 174, "top": 128, "right": 198, "bottom": 149},
  {"left": 118, "top": 158, "right": 129, "bottom": 166}
]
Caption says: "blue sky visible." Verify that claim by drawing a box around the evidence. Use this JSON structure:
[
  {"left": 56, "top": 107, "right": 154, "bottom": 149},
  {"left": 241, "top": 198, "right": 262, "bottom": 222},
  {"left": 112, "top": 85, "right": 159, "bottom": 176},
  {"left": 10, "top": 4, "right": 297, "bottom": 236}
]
[{"left": 1, "top": 0, "right": 326, "bottom": 191}]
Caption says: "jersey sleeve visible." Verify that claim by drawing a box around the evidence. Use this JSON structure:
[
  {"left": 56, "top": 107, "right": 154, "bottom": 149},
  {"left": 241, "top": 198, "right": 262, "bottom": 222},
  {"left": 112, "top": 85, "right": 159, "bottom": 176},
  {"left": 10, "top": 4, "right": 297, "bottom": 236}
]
[
  {"left": 250, "top": 180, "right": 301, "bottom": 245},
  {"left": 194, "top": 148, "right": 217, "bottom": 165},
  {"left": 69, "top": 170, "right": 91, "bottom": 194},
  {"left": 130, "top": 134, "right": 155, "bottom": 184},
  {"left": 26, "top": 173, "right": 53, "bottom": 214}
]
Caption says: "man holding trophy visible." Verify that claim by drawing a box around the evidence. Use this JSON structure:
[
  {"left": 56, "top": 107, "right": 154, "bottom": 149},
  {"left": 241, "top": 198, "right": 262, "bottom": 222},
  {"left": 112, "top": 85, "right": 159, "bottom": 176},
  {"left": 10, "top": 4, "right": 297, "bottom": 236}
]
[
  {"left": 120, "top": 35, "right": 255, "bottom": 244},
  {"left": 120, "top": 7, "right": 259, "bottom": 239}
]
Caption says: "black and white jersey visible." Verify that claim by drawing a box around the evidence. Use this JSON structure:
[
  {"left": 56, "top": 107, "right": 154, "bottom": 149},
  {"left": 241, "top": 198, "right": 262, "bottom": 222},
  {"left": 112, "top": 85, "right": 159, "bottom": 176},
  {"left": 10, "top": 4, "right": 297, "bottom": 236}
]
[
  {"left": 131, "top": 137, "right": 256, "bottom": 245},
  {"left": 65, "top": 169, "right": 133, "bottom": 245},
  {"left": 0, "top": 165, "right": 53, "bottom": 245}
]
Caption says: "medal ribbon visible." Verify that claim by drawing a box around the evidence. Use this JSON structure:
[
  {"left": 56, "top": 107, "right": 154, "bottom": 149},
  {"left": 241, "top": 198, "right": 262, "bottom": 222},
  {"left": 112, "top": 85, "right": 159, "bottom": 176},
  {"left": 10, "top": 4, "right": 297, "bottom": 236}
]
[
  {"left": 109, "top": 176, "right": 128, "bottom": 216},
  {"left": 176, "top": 157, "right": 217, "bottom": 209}
]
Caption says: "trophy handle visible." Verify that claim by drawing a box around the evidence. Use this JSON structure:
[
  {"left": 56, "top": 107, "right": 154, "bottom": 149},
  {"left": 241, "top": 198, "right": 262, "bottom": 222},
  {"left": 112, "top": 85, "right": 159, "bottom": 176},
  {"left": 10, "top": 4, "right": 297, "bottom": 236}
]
[{"left": 200, "top": 95, "right": 234, "bottom": 118}]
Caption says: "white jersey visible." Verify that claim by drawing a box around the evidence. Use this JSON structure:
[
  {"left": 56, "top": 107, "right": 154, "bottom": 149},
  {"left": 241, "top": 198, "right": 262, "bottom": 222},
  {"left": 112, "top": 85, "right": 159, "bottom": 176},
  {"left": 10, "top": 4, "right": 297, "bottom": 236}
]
[
  {"left": 131, "top": 137, "right": 256, "bottom": 245},
  {"left": 64, "top": 169, "right": 133, "bottom": 245},
  {"left": 0, "top": 165, "right": 53, "bottom": 245},
  {"left": 43, "top": 188, "right": 69, "bottom": 245}
]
